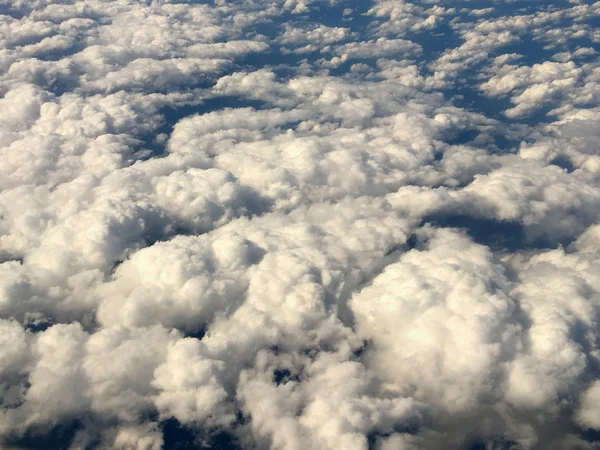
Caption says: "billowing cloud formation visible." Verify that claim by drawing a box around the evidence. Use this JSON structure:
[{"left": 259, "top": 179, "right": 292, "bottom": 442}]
[{"left": 1, "top": 0, "right": 600, "bottom": 449}]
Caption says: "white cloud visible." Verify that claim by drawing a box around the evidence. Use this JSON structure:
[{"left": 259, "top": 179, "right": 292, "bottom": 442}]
[
  {"left": 2, "top": 0, "right": 600, "bottom": 448},
  {"left": 351, "top": 227, "right": 519, "bottom": 414},
  {"left": 576, "top": 381, "right": 600, "bottom": 430}
]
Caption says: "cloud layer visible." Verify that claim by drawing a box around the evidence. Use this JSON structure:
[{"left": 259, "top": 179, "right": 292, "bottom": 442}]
[{"left": 1, "top": 0, "right": 600, "bottom": 449}]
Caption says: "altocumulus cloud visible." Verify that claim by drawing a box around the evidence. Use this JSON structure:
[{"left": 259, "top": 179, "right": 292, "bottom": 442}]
[{"left": 1, "top": 0, "right": 600, "bottom": 449}]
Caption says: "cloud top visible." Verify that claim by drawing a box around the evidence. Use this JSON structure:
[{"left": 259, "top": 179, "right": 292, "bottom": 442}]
[{"left": 1, "top": 0, "right": 600, "bottom": 449}]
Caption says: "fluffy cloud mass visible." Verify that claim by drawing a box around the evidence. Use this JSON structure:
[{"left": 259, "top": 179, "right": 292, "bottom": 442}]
[{"left": 1, "top": 0, "right": 600, "bottom": 449}]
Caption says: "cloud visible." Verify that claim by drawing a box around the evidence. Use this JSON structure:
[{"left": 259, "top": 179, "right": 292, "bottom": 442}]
[
  {"left": 1, "top": 0, "right": 600, "bottom": 448},
  {"left": 351, "top": 228, "right": 521, "bottom": 442},
  {"left": 577, "top": 381, "right": 600, "bottom": 430}
]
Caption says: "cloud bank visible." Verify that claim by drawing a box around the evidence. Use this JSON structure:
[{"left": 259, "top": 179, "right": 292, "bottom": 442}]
[{"left": 1, "top": 0, "right": 600, "bottom": 449}]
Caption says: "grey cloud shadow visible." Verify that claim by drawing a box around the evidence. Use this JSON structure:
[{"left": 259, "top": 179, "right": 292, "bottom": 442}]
[
  {"left": 469, "top": 429, "right": 600, "bottom": 448},
  {"left": 580, "top": 428, "right": 600, "bottom": 445},
  {"left": 367, "top": 422, "right": 421, "bottom": 449},
  {"left": 1, "top": 420, "right": 84, "bottom": 450},
  {"left": 440, "top": 127, "right": 521, "bottom": 153},
  {"left": 138, "top": 96, "right": 269, "bottom": 159},
  {"left": 333, "top": 237, "right": 423, "bottom": 331},
  {"left": 422, "top": 214, "right": 576, "bottom": 252},
  {"left": 549, "top": 154, "right": 575, "bottom": 173},
  {"left": 468, "top": 438, "right": 518, "bottom": 450},
  {"left": 0, "top": 5, "right": 24, "bottom": 19},
  {"left": 161, "top": 418, "right": 242, "bottom": 450},
  {"left": 30, "top": 41, "right": 89, "bottom": 63},
  {"left": 2, "top": 418, "right": 243, "bottom": 450}
]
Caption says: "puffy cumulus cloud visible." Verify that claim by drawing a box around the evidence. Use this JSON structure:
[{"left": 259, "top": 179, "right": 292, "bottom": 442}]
[
  {"left": 95, "top": 232, "right": 262, "bottom": 330},
  {"left": 2, "top": 0, "right": 600, "bottom": 449},
  {"left": 351, "top": 228, "right": 521, "bottom": 444},
  {"left": 577, "top": 381, "right": 600, "bottom": 430},
  {"left": 95, "top": 193, "right": 414, "bottom": 331},
  {"left": 152, "top": 337, "right": 233, "bottom": 426},
  {"left": 499, "top": 231, "right": 600, "bottom": 448},
  {"left": 519, "top": 113, "right": 600, "bottom": 174},
  {"left": 477, "top": 56, "right": 600, "bottom": 121},
  {"left": 279, "top": 24, "right": 352, "bottom": 52},
  {"left": 445, "top": 159, "right": 600, "bottom": 242},
  {"left": 83, "top": 57, "right": 232, "bottom": 94},
  {"left": 429, "top": 1, "right": 600, "bottom": 123},
  {"left": 429, "top": 2, "right": 600, "bottom": 87},
  {"left": 333, "top": 38, "right": 422, "bottom": 61},
  {"left": 1, "top": 323, "right": 90, "bottom": 435},
  {"left": 0, "top": 321, "right": 186, "bottom": 447},
  {"left": 367, "top": 0, "right": 449, "bottom": 37},
  {"left": 237, "top": 349, "right": 424, "bottom": 450},
  {"left": 108, "top": 423, "right": 164, "bottom": 450},
  {"left": 351, "top": 225, "right": 600, "bottom": 449},
  {"left": 0, "top": 319, "right": 32, "bottom": 411}
]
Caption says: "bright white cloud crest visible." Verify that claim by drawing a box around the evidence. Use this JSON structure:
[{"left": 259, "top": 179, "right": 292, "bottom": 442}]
[{"left": 1, "top": 0, "right": 600, "bottom": 449}]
